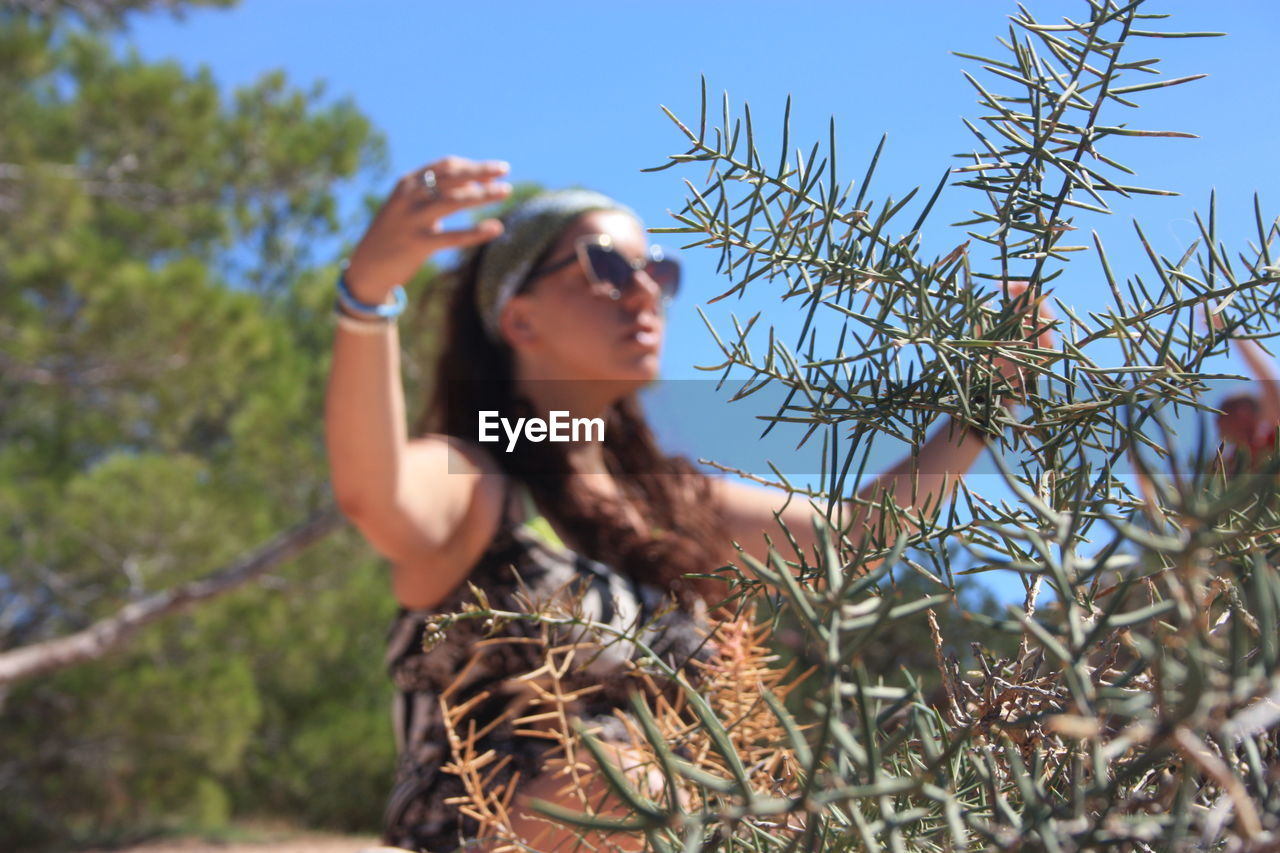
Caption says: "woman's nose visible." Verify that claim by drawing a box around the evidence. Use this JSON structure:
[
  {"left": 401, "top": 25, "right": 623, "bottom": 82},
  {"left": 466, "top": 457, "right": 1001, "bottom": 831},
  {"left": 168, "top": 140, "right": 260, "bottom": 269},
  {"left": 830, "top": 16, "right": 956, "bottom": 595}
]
[{"left": 620, "top": 267, "right": 663, "bottom": 312}]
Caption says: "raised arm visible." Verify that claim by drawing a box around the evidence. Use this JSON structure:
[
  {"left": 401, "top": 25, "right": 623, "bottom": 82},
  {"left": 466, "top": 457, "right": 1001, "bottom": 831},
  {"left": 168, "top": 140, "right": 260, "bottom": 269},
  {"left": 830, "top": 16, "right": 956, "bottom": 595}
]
[
  {"left": 715, "top": 282, "right": 1054, "bottom": 571},
  {"left": 325, "top": 157, "right": 512, "bottom": 605},
  {"left": 713, "top": 419, "right": 987, "bottom": 568}
]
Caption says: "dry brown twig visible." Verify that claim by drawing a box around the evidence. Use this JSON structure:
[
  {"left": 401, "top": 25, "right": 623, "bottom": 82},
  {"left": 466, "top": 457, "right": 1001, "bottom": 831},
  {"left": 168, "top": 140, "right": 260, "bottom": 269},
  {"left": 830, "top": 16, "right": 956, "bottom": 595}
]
[{"left": 439, "top": 606, "right": 808, "bottom": 849}]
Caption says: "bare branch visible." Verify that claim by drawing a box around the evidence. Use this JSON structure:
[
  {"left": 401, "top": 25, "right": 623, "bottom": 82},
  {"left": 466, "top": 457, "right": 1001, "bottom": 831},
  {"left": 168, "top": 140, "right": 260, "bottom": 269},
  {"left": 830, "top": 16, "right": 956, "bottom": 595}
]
[{"left": 0, "top": 506, "right": 344, "bottom": 687}]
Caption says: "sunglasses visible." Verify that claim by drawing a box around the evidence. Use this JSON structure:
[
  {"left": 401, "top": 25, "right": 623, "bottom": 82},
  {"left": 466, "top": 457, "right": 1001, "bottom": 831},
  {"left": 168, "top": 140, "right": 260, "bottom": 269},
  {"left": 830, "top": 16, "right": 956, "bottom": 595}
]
[{"left": 524, "top": 234, "right": 680, "bottom": 303}]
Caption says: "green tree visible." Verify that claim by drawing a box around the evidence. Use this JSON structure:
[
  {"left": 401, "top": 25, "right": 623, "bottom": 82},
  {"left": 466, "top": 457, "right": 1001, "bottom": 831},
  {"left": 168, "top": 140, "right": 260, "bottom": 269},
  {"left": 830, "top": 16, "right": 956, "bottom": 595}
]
[{"left": 0, "top": 3, "right": 414, "bottom": 848}]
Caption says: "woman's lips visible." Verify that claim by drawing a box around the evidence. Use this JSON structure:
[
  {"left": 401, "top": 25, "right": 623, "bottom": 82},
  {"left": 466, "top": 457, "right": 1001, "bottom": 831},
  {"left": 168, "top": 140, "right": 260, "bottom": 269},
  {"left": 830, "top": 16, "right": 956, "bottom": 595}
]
[{"left": 623, "top": 325, "right": 661, "bottom": 348}]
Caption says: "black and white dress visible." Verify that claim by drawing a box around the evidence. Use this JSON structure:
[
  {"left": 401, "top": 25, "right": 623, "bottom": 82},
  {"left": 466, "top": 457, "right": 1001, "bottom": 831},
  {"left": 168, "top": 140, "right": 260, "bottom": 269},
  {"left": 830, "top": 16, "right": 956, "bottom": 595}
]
[{"left": 381, "top": 479, "right": 713, "bottom": 852}]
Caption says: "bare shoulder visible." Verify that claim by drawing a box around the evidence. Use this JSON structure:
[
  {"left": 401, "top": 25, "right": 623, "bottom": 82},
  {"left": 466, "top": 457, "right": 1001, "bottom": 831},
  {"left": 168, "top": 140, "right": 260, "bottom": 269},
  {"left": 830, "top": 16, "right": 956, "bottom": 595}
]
[
  {"left": 397, "top": 433, "right": 507, "bottom": 530},
  {"left": 404, "top": 432, "right": 506, "bottom": 479},
  {"left": 391, "top": 434, "right": 510, "bottom": 610}
]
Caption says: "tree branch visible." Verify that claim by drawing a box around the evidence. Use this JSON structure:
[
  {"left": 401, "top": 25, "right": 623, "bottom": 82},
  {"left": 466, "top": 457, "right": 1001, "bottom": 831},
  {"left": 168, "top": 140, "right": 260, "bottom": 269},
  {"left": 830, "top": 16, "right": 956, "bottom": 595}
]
[{"left": 0, "top": 506, "right": 345, "bottom": 688}]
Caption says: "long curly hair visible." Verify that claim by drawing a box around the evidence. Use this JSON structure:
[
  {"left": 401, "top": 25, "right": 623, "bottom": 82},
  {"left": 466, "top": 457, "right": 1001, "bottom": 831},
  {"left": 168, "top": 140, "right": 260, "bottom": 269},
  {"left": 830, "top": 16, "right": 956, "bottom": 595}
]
[{"left": 414, "top": 225, "right": 728, "bottom": 610}]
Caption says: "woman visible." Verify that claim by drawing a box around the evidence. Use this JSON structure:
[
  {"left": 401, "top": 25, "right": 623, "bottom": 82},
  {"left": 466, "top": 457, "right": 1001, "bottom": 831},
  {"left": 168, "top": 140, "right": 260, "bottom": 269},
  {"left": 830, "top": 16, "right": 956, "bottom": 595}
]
[{"left": 325, "top": 155, "right": 1032, "bottom": 851}]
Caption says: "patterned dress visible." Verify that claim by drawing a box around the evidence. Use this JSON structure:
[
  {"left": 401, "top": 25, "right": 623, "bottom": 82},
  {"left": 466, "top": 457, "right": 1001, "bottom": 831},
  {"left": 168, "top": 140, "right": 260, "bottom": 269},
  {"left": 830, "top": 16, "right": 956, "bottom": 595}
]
[{"left": 381, "top": 478, "right": 713, "bottom": 851}]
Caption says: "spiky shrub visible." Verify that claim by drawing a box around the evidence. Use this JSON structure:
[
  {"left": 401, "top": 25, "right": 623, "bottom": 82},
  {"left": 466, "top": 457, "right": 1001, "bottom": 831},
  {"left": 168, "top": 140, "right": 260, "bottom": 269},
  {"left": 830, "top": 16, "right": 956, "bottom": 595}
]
[{"left": 432, "top": 1, "right": 1280, "bottom": 849}]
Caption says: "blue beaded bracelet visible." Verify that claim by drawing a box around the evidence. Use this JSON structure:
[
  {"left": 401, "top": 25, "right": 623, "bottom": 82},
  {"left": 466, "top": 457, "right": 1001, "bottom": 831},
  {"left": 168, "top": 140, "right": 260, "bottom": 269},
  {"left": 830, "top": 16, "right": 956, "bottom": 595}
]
[{"left": 336, "top": 270, "right": 407, "bottom": 320}]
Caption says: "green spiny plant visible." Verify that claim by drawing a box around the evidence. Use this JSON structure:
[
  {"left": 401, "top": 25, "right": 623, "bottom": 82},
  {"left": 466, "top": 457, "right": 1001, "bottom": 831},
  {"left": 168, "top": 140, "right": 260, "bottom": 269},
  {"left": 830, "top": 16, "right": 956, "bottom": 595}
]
[{"left": 432, "top": 1, "right": 1280, "bottom": 850}]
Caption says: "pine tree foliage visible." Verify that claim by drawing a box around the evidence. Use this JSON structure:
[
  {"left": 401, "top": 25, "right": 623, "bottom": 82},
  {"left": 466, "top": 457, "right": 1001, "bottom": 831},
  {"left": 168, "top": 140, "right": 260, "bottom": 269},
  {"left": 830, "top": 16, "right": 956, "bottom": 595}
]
[{"left": 0, "top": 3, "right": 404, "bottom": 847}]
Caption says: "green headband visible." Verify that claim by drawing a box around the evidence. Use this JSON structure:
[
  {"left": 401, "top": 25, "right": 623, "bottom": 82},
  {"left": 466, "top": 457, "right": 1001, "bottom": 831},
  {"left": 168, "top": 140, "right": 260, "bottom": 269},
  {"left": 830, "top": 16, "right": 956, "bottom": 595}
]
[{"left": 475, "top": 189, "right": 639, "bottom": 342}]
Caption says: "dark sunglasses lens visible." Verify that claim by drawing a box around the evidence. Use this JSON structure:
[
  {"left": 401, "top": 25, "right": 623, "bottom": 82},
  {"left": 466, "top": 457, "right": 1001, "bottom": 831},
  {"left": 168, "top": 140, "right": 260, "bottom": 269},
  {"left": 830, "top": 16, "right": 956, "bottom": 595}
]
[
  {"left": 585, "top": 243, "right": 630, "bottom": 289},
  {"left": 648, "top": 258, "right": 680, "bottom": 299},
  {"left": 584, "top": 243, "right": 680, "bottom": 300}
]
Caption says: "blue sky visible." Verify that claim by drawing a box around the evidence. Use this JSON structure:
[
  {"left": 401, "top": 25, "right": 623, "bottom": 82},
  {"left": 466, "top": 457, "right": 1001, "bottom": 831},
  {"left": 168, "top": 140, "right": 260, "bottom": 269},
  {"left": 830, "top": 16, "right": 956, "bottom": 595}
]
[
  {"left": 121, "top": 1, "right": 1280, "bottom": 596},
  {"left": 123, "top": 0, "right": 1280, "bottom": 373}
]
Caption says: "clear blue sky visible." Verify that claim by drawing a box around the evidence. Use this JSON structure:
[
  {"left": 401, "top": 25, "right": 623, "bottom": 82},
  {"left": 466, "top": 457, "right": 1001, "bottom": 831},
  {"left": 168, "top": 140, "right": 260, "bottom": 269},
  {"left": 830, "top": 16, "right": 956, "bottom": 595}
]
[
  {"left": 120, "top": 1, "right": 1280, "bottom": 597},
  {"left": 122, "top": 0, "right": 1280, "bottom": 375}
]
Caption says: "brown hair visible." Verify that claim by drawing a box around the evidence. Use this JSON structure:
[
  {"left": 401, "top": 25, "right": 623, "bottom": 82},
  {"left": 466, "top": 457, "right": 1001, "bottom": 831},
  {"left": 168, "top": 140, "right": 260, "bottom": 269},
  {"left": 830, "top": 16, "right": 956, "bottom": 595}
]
[{"left": 415, "top": 232, "right": 728, "bottom": 610}]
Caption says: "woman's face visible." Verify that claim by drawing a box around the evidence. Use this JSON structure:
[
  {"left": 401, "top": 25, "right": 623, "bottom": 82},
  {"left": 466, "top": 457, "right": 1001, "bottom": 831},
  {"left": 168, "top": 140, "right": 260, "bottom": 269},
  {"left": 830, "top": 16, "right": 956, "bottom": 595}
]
[{"left": 501, "top": 210, "right": 668, "bottom": 386}]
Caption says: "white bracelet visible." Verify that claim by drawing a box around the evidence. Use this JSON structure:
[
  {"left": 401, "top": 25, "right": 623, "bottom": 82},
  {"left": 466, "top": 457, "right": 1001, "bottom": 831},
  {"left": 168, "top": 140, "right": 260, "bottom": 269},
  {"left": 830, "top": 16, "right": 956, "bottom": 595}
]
[{"left": 335, "top": 309, "right": 395, "bottom": 335}]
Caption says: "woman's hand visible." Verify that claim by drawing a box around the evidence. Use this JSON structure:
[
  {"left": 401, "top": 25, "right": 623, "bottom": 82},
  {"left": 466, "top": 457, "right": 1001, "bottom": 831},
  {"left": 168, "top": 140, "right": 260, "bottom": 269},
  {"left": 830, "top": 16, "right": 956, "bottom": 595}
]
[
  {"left": 989, "top": 280, "right": 1056, "bottom": 404},
  {"left": 343, "top": 156, "right": 513, "bottom": 302}
]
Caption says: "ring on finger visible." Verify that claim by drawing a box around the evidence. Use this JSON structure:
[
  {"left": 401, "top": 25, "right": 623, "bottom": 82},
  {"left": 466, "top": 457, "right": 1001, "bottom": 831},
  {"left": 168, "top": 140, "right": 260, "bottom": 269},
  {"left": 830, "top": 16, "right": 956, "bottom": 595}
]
[{"left": 418, "top": 168, "right": 439, "bottom": 200}]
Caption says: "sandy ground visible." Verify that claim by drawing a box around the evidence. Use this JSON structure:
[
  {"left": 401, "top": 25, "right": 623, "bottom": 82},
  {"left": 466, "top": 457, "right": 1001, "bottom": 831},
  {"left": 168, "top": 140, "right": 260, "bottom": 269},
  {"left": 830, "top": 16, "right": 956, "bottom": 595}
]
[{"left": 86, "top": 833, "right": 387, "bottom": 853}]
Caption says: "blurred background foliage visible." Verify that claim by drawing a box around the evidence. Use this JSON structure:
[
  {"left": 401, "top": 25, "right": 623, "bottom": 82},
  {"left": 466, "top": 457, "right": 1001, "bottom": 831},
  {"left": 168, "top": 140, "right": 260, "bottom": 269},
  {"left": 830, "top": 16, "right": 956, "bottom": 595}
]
[{"left": 0, "top": 0, "right": 413, "bottom": 847}]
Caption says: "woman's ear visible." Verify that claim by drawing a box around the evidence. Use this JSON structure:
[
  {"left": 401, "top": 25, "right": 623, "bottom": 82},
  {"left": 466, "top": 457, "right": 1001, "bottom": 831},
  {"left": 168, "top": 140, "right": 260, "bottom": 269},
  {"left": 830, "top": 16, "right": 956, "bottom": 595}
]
[{"left": 499, "top": 298, "right": 538, "bottom": 348}]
